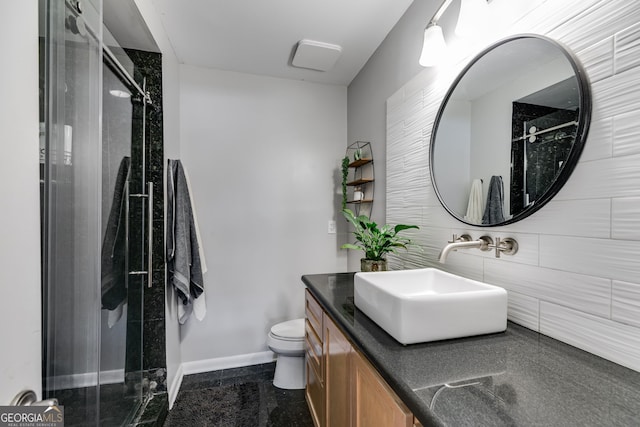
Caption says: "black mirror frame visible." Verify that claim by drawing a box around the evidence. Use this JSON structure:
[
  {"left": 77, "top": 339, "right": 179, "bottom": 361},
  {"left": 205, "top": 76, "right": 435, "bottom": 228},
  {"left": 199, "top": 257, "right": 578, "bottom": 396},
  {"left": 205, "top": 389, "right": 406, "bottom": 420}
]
[{"left": 429, "top": 34, "right": 592, "bottom": 227}]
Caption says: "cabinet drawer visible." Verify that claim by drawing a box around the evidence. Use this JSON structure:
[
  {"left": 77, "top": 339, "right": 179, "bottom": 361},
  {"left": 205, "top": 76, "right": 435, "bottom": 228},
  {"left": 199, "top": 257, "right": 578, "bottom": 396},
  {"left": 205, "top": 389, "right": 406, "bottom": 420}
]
[
  {"left": 305, "top": 320, "right": 323, "bottom": 378},
  {"left": 305, "top": 289, "right": 323, "bottom": 339}
]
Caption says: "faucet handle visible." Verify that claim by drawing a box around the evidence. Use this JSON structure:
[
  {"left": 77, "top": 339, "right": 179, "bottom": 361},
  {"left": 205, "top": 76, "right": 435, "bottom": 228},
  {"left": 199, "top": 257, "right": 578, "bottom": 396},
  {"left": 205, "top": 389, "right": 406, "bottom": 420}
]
[
  {"left": 449, "top": 234, "right": 472, "bottom": 244},
  {"left": 489, "top": 237, "right": 519, "bottom": 258},
  {"left": 500, "top": 237, "right": 519, "bottom": 256}
]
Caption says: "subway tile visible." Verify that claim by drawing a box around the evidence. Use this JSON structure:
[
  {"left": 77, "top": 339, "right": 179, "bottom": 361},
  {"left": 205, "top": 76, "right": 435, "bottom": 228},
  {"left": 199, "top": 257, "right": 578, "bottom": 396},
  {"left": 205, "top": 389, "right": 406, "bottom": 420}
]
[
  {"left": 613, "top": 109, "right": 640, "bottom": 157},
  {"left": 481, "top": 232, "right": 540, "bottom": 267},
  {"left": 548, "top": 0, "right": 640, "bottom": 54},
  {"left": 580, "top": 116, "right": 613, "bottom": 162},
  {"left": 389, "top": 89, "right": 423, "bottom": 129},
  {"left": 485, "top": 259, "right": 612, "bottom": 318},
  {"left": 577, "top": 36, "right": 614, "bottom": 83},
  {"left": 615, "top": 21, "right": 640, "bottom": 74},
  {"left": 387, "top": 120, "right": 405, "bottom": 148},
  {"left": 513, "top": 0, "right": 598, "bottom": 37},
  {"left": 540, "top": 301, "right": 640, "bottom": 372},
  {"left": 503, "top": 199, "right": 610, "bottom": 238},
  {"left": 504, "top": 290, "right": 539, "bottom": 332},
  {"left": 415, "top": 223, "right": 447, "bottom": 248},
  {"left": 612, "top": 280, "right": 640, "bottom": 328},
  {"left": 555, "top": 154, "right": 640, "bottom": 200},
  {"left": 386, "top": 205, "right": 423, "bottom": 229},
  {"left": 419, "top": 205, "right": 468, "bottom": 228},
  {"left": 437, "top": 251, "right": 485, "bottom": 283},
  {"left": 591, "top": 67, "right": 640, "bottom": 119},
  {"left": 612, "top": 197, "right": 640, "bottom": 240},
  {"left": 540, "top": 235, "right": 640, "bottom": 284}
]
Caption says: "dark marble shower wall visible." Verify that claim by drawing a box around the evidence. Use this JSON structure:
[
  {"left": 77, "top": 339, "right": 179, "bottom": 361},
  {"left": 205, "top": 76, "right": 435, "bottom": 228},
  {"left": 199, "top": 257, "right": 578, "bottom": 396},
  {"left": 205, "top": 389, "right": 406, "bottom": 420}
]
[
  {"left": 125, "top": 49, "right": 168, "bottom": 415},
  {"left": 510, "top": 102, "right": 577, "bottom": 215}
]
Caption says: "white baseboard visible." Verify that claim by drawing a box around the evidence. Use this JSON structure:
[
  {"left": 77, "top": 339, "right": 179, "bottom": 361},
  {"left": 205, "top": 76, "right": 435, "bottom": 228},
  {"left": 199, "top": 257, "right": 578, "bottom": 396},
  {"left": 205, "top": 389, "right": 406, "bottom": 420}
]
[
  {"left": 181, "top": 351, "right": 276, "bottom": 376},
  {"left": 48, "top": 369, "right": 125, "bottom": 390},
  {"left": 168, "top": 351, "right": 277, "bottom": 409},
  {"left": 168, "top": 363, "right": 184, "bottom": 409}
]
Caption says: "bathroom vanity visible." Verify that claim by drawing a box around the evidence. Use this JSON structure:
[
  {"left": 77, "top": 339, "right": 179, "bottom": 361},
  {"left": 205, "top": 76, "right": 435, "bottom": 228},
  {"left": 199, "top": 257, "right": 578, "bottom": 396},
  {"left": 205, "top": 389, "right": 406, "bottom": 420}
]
[{"left": 303, "top": 272, "right": 640, "bottom": 426}]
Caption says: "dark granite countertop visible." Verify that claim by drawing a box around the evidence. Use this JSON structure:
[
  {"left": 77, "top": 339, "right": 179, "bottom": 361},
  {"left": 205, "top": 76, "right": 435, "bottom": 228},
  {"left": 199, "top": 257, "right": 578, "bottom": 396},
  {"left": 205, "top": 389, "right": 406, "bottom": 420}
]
[{"left": 302, "top": 272, "right": 640, "bottom": 427}]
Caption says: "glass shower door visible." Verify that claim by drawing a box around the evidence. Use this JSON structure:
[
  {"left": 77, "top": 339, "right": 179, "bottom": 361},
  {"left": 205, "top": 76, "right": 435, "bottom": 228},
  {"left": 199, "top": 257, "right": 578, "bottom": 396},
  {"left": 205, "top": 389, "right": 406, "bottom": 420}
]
[
  {"left": 41, "top": 0, "right": 103, "bottom": 424},
  {"left": 98, "top": 57, "right": 145, "bottom": 426},
  {"left": 40, "top": 0, "right": 147, "bottom": 424}
]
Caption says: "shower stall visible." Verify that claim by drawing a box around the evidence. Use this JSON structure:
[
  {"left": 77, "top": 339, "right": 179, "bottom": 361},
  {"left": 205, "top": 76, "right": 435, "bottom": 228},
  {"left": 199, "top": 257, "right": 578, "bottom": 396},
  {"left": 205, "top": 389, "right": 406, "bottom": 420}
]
[{"left": 39, "top": 0, "right": 158, "bottom": 424}]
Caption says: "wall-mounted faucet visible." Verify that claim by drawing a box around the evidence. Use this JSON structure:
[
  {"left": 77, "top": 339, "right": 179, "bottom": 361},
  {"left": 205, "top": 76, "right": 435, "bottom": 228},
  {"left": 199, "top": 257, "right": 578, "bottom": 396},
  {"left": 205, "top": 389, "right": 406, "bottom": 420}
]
[
  {"left": 438, "top": 234, "right": 519, "bottom": 263},
  {"left": 438, "top": 234, "right": 492, "bottom": 263}
]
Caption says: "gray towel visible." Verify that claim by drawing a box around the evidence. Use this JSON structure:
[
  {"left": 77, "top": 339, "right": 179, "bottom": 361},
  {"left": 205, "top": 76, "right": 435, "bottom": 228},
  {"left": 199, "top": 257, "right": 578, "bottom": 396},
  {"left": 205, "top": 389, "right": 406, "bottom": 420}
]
[
  {"left": 167, "top": 159, "right": 204, "bottom": 323},
  {"left": 101, "top": 156, "right": 130, "bottom": 310},
  {"left": 482, "top": 175, "right": 505, "bottom": 225}
]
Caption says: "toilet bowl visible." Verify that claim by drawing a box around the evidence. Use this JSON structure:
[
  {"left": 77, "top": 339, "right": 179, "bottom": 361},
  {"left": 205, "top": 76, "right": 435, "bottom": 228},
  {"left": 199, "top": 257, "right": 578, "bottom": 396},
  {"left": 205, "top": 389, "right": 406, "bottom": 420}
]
[{"left": 267, "top": 318, "right": 306, "bottom": 389}]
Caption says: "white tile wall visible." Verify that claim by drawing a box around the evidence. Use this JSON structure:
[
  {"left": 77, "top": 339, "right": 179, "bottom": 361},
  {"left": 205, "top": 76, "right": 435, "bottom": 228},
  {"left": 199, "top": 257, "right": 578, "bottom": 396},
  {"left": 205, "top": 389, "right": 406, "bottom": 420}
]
[
  {"left": 540, "top": 302, "right": 640, "bottom": 371},
  {"left": 613, "top": 109, "right": 640, "bottom": 157},
  {"left": 386, "top": 0, "right": 640, "bottom": 372},
  {"left": 612, "top": 197, "right": 640, "bottom": 240},
  {"left": 612, "top": 280, "right": 640, "bottom": 328}
]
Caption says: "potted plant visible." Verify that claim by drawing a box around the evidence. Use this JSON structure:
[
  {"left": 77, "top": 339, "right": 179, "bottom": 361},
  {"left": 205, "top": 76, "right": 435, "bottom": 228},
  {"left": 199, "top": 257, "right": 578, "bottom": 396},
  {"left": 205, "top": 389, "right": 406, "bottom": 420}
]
[{"left": 341, "top": 208, "right": 419, "bottom": 272}]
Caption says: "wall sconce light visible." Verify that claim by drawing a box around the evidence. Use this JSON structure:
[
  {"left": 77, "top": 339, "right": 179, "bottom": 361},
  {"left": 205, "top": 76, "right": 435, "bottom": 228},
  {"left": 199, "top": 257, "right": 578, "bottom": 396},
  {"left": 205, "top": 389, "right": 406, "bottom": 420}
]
[{"left": 419, "top": 0, "right": 489, "bottom": 67}]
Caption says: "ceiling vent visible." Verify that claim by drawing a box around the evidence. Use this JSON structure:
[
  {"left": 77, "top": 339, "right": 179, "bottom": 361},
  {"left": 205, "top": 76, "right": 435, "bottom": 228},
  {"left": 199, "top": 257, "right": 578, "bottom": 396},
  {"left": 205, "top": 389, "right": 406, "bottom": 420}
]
[{"left": 291, "top": 39, "right": 342, "bottom": 72}]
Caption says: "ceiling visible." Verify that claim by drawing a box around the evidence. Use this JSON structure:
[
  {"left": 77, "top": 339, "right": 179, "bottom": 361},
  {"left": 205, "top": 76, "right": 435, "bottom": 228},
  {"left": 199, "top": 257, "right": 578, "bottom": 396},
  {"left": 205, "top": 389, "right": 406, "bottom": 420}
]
[{"left": 150, "top": 0, "right": 415, "bottom": 86}]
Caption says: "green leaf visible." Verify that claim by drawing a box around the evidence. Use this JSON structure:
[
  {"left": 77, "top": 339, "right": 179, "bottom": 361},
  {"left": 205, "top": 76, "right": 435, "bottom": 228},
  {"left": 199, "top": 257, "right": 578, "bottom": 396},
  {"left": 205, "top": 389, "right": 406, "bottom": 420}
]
[
  {"left": 394, "top": 224, "right": 419, "bottom": 233},
  {"left": 341, "top": 243, "right": 364, "bottom": 251}
]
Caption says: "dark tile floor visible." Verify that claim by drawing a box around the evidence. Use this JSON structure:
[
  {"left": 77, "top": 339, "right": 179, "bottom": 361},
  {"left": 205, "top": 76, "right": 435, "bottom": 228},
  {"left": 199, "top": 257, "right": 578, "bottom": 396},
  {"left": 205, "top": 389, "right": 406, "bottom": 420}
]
[
  {"left": 54, "top": 381, "right": 142, "bottom": 426},
  {"left": 163, "top": 362, "right": 314, "bottom": 427}
]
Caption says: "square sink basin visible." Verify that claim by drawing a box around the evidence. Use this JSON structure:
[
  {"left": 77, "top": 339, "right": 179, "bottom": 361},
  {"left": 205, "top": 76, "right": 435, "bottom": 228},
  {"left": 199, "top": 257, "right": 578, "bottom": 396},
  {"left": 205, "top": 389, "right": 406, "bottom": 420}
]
[{"left": 354, "top": 268, "right": 507, "bottom": 345}]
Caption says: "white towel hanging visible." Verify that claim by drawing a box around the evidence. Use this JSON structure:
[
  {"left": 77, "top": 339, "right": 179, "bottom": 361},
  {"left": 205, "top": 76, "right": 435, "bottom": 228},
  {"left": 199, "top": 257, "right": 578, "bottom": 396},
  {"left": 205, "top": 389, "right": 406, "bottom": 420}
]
[{"left": 464, "top": 179, "right": 484, "bottom": 224}]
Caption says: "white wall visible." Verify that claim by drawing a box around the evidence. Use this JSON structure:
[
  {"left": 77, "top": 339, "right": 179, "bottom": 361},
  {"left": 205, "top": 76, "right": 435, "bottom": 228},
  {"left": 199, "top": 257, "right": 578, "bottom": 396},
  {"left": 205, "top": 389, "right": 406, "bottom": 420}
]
[
  {"left": 0, "top": 1, "right": 41, "bottom": 403},
  {"left": 435, "top": 100, "right": 471, "bottom": 214},
  {"left": 134, "top": 0, "right": 182, "bottom": 405},
  {"left": 178, "top": 66, "right": 347, "bottom": 363},
  {"left": 346, "top": 0, "right": 447, "bottom": 271},
  {"left": 386, "top": 0, "right": 640, "bottom": 372}
]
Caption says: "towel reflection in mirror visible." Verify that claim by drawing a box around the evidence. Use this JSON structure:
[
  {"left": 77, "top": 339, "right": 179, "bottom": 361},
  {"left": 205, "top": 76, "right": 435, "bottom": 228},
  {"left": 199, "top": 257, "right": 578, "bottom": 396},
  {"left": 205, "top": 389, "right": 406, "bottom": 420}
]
[{"left": 464, "top": 176, "right": 506, "bottom": 225}]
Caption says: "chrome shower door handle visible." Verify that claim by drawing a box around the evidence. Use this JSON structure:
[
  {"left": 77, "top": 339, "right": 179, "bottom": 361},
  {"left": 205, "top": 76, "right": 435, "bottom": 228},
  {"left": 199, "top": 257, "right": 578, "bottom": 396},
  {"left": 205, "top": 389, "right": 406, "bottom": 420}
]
[
  {"left": 147, "top": 181, "right": 153, "bottom": 288},
  {"left": 10, "top": 390, "right": 58, "bottom": 407}
]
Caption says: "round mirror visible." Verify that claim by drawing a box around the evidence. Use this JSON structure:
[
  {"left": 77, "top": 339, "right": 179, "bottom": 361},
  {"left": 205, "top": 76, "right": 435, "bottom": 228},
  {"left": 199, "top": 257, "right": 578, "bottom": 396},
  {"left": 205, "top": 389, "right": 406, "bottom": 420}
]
[{"left": 430, "top": 34, "right": 591, "bottom": 226}]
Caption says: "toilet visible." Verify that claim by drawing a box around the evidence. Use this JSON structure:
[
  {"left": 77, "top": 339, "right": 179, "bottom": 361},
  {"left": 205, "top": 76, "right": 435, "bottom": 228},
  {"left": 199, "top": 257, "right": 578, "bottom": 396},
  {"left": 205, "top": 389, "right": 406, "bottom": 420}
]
[{"left": 267, "top": 318, "right": 306, "bottom": 389}]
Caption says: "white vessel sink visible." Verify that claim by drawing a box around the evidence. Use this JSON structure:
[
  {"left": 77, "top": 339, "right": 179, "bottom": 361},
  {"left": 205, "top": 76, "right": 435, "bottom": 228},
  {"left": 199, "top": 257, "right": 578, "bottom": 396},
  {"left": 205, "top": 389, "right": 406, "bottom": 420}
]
[{"left": 354, "top": 268, "right": 507, "bottom": 345}]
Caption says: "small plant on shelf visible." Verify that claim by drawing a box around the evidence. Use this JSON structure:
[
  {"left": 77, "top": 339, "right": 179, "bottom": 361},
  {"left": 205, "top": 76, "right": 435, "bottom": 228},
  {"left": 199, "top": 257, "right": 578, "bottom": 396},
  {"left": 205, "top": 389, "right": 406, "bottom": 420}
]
[{"left": 341, "top": 208, "right": 419, "bottom": 272}]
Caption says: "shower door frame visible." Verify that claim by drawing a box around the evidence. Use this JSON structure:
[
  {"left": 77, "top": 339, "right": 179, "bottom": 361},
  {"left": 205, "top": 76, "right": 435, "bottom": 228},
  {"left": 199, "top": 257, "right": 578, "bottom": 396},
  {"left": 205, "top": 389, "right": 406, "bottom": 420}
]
[{"left": 40, "top": 0, "right": 154, "bottom": 423}]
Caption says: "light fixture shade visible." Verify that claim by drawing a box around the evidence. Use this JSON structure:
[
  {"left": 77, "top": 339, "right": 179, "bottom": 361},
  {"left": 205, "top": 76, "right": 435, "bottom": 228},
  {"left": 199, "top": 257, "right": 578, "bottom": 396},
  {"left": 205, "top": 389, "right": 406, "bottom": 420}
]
[
  {"left": 455, "top": 0, "right": 488, "bottom": 37},
  {"left": 419, "top": 24, "right": 446, "bottom": 67}
]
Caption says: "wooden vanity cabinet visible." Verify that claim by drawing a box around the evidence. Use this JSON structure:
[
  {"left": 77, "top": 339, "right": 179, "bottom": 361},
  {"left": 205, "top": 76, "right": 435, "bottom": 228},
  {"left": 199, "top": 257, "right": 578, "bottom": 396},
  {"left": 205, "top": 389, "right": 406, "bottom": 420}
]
[
  {"left": 325, "top": 313, "right": 352, "bottom": 426},
  {"left": 351, "top": 350, "right": 413, "bottom": 427},
  {"left": 305, "top": 290, "right": 325, "bottom": 427},
  {"left": 305, "top": 289, "right": 418, "bottom": 427}
]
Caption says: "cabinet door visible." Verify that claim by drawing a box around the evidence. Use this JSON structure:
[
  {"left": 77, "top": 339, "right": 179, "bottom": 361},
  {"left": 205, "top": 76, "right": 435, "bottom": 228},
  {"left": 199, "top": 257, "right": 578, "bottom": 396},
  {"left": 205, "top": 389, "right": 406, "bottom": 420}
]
[
  {"left": 305, "top": 291, "right": 325, "bottom": 427},
  {"left": 306, "top": 355, "right": 325, "bottom": 427},
  {"left": 325, "top": 314, "right": 352, "bottom": 427},
  {"left": 351, "top": 351, "right": 413, "bottom": 427}
]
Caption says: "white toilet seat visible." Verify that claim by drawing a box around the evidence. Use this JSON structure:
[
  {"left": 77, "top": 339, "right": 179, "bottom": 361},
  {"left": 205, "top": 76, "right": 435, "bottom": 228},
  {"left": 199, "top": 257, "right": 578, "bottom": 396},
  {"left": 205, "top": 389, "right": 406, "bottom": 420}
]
[
  {"left": 270, "top": 318, "right": 305, "bottom": 340},
  {"left": 268, "top": 318, "right": 305, "bottom": 354}
]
